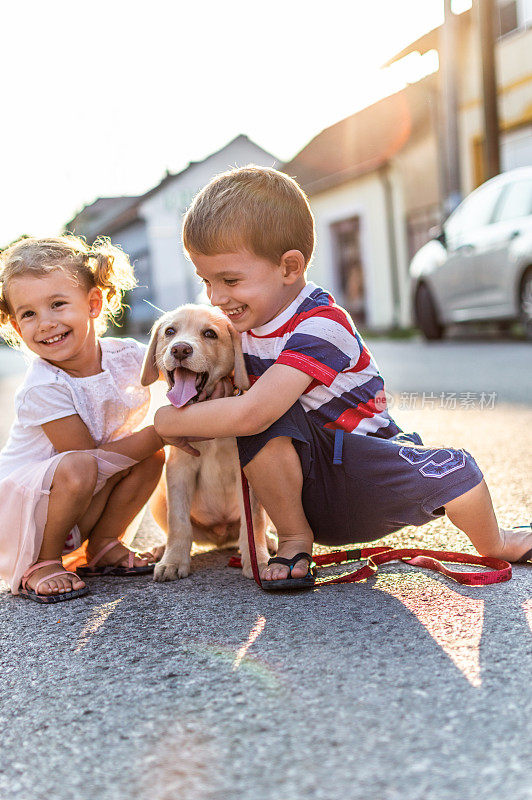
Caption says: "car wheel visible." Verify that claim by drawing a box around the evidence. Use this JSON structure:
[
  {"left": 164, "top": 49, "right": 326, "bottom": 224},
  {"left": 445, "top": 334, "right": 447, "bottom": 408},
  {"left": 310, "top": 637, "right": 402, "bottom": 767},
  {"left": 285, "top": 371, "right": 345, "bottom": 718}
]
[
  {"left": 519, "top": 269, "right": 532, "bottom": 340},
  {"left": 414, "top": 284, "right": 445, "bottom": 340}
]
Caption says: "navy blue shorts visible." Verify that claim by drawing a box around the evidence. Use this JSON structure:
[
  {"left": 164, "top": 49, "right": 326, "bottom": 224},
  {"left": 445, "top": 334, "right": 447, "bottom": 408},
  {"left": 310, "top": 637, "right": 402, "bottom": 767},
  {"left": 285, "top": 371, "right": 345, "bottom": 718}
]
[{"left": 237, "top": 402, "right": 484, "bottom": 547}]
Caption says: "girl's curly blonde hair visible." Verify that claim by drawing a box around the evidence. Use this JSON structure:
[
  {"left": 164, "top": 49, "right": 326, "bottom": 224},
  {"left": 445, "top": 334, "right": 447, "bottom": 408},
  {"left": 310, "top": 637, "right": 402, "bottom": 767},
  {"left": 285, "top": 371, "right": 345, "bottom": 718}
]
[{"left": 0, "top": 234, "right": 137, "bottom": 347}]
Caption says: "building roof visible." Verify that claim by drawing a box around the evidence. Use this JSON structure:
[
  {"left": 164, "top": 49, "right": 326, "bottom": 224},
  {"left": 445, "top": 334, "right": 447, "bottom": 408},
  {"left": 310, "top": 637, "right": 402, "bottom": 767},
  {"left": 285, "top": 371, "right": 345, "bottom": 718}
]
[
  {"left": 65, "top": 134, "right": 277, "bottom": 239},
  {"left": 141, "top": 135, "right": 261, "bottom": 198},
  {"left": 283, "top": 76, "right": 437, "bottom": 196},
  {"left": 382, "top": 8, "right": 472, "bottom": 67},
  {"left": 66, "top": 196, "right": 142, "bottom": 238}
]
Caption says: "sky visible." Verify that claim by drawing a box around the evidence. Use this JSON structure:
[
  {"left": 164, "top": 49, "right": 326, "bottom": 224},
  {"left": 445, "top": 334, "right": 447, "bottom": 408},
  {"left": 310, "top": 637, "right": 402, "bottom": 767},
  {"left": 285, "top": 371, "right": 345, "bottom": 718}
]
[{"left": 0, "top": 0, "right": 471, "bottom": 247}]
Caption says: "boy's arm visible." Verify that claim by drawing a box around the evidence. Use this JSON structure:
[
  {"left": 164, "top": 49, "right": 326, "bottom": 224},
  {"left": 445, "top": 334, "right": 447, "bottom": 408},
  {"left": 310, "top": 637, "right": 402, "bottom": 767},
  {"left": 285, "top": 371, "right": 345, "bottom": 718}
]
[{"left": 154, "top": 364, "right": 313, "bottom": 440}]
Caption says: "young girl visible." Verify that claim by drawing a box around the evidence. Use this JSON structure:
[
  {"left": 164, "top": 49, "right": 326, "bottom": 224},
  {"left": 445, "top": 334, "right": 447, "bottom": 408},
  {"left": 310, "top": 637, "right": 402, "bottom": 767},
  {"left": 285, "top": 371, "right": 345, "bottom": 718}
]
[{"left": 0, "top": 235, "right": 166, "bottom": 603}]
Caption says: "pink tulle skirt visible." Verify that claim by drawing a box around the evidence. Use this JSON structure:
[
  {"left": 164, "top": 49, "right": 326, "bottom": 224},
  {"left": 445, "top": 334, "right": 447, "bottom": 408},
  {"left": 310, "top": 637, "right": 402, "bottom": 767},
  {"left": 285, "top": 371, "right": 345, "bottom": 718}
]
[{"left": 0, "top": 449, "right": 136, "bottom": 594}]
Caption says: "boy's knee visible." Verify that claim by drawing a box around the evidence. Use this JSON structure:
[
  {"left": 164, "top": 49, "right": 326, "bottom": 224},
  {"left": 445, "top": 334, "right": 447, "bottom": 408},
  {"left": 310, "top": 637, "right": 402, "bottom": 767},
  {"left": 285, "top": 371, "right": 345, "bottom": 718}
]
[
  {"left": 244, "top": 436, "right": 299, "bottom": 477},
  {"left": 243, "top": 436, "right": 295, "bottom": 468},
  {"left": 243, "top": 437, "right": 305, "bottom": 496}
]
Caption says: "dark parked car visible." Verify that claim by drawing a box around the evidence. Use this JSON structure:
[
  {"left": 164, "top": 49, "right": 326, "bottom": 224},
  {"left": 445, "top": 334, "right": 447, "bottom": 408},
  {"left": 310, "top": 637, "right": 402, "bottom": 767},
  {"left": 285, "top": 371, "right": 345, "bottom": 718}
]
[{"left": 410, "top": 166, "right": 532, "bottom": 339}]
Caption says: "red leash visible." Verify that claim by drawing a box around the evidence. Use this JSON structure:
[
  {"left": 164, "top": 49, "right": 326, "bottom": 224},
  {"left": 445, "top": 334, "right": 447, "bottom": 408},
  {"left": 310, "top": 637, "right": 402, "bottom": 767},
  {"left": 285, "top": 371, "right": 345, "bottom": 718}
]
[
  {"left": 238, "top": 471, "right": 512, "bottom": 588},
  {"left": 240, "top": 470, "right": 262, "bottom": 585}
]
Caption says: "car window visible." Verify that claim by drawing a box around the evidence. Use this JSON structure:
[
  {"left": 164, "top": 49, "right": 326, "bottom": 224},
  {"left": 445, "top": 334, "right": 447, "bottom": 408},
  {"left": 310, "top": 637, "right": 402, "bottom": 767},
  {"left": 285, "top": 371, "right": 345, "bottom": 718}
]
[
  {"left": 443, "top": 206, "right": 462, "bottom": 243},
  {"left": 458, "top": 183, "right": 503, "bottom": 230},
  {"left": 444, "top": 181, "right": 503, "bottom": 245},
  {"left": 493, "top": 179, "right": 532, "bottom": 223}
]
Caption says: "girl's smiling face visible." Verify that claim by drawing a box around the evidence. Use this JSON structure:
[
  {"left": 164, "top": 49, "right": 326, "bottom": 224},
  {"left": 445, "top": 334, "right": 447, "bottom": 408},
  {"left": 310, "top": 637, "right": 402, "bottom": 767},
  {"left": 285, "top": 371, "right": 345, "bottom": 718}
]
[{"left": 7, "top": 269, "right": 103, "bottom": 366}]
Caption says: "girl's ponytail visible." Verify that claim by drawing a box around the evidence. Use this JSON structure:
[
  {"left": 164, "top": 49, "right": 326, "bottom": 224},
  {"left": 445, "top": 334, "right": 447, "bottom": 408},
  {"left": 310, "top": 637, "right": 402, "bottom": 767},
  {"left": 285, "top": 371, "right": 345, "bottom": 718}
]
[{"left": 85, "top": 237, "right": 137, "bottom": 325}]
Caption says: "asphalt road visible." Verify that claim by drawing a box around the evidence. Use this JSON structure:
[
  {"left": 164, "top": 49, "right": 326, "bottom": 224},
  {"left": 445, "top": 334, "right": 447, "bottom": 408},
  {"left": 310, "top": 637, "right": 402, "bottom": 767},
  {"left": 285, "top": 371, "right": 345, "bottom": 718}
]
[{"left": 0, "top": 339, "right": 531, "bottom": 800}]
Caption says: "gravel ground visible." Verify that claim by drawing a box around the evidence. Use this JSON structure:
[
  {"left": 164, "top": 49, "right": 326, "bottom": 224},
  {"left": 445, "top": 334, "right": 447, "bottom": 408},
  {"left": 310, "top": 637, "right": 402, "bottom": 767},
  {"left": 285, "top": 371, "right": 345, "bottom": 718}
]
[{"left": 0, "top": 342, "right": 531, "bottom": 800}]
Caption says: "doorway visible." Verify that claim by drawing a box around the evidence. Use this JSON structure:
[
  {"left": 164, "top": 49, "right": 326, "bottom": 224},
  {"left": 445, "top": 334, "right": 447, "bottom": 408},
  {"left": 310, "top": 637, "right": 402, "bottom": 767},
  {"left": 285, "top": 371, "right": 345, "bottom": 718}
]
[{"left": 330, "top": 215, "right": 366, "bottom": 324}]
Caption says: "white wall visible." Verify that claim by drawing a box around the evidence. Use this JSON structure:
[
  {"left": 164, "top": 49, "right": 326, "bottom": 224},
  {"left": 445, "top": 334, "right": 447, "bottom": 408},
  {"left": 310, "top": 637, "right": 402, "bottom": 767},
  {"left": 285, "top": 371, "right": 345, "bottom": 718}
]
[
  {"left": 104, "top": 220, "right": 154, "bottom": 331},
  {"left": 140, "top": 139, "right": 278, "bottom": 311},
  {"left": 309, "top": 171, "right": 410, "bottom": 329}
]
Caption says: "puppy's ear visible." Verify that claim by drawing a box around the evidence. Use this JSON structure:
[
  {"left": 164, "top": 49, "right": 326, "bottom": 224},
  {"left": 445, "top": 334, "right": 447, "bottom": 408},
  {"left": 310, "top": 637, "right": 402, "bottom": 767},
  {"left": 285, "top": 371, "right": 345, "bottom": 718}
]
[
  {"left": 228, "top": 324, "right": 250, "bottom": 391},
  {"left": 141, "top": 320, "right": 163, "bottom": 386}
]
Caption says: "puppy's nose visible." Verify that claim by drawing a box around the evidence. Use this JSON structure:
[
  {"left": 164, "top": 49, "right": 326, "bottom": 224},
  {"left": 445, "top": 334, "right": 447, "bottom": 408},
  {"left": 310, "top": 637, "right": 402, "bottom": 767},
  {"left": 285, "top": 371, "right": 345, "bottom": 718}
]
[{"left": 171, "top": 342, "right": 193, "bottom": 360}]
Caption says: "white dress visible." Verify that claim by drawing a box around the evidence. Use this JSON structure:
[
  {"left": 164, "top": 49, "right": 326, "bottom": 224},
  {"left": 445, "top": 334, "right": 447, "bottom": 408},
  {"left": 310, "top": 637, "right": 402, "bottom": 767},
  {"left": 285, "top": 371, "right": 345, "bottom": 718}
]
[{"left": 0, "top": 337, "right": 150, "bottom": 594}]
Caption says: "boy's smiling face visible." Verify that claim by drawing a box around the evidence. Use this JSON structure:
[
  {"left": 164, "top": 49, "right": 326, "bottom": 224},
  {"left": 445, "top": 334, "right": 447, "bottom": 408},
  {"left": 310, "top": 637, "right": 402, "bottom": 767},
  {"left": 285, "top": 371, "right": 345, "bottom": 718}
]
[{"left": 191, "top": 250, "right": 306, "bottom": 332}]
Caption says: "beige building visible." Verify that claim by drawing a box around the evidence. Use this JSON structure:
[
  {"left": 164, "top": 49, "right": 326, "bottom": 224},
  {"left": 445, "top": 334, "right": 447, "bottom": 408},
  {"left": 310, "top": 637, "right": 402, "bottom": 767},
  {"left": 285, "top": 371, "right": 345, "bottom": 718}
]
[{"left": 284, "top": 3, "right": 532, "bottom": 330}]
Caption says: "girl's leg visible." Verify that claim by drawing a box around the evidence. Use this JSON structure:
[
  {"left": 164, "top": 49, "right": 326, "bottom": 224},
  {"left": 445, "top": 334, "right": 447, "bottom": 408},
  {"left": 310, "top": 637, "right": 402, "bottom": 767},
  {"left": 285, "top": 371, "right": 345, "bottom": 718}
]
[
  {"left": 79, "top": 451, "right": 165, "bottom": 566},
  {"left": 445, "top": 479, "right": 532, "bottom": 561},
  {"left": 243, "top": 437, "right": 313, "bottom": 581},
  {"left": 25, "top": 453, "right": 98, "bottom": 596}
]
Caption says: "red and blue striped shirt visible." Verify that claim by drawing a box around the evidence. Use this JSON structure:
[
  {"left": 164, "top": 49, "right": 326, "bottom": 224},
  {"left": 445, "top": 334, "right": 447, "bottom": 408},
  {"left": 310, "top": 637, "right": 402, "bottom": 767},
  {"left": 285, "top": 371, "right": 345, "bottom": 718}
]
[{"left": 241, "top": 283, "right": 401, "bottom": 438}]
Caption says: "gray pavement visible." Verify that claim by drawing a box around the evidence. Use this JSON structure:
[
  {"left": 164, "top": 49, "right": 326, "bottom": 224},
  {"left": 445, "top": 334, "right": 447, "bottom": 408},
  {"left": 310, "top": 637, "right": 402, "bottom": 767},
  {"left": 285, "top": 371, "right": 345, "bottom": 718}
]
[
  {"left": 0, "top": 339, "right": 531, "bottom": 800},
  {"left": 367, "top": 336, "right": 532, "bottom": 405}
]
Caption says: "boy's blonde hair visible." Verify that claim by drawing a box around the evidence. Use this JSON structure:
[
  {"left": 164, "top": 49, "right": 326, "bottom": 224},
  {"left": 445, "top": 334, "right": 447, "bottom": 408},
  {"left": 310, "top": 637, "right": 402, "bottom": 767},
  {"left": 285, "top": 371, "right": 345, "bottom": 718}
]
[
  {"left": 182, "top": 165, "right": 315, "bottom": 266},
  {"left": 0, "top": 234, "right": 137, "bottom": 347}
]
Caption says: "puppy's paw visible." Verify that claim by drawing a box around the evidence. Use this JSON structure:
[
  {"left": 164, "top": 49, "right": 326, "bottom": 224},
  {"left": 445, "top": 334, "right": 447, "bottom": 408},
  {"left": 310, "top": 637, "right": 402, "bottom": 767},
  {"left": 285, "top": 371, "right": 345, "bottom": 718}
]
[
  {"left": 153, "top": 560, "right": 190, "bottom": 581},
  {"left": 241, "top": 559, "right": 269, "bottom": 580},
  {"left": 241, "top": 560, "right": 254, "bottom": 579}
]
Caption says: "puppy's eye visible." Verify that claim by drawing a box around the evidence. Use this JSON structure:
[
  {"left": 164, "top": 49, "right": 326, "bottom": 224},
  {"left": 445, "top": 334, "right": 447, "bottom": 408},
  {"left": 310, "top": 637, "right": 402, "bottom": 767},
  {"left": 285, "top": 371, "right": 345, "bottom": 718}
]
[
  {"left": 203, "top": 329, "right": 218, "bottom": 339},
  {"left": 164, "top": 327, "right": 176, "bottom": 337}
]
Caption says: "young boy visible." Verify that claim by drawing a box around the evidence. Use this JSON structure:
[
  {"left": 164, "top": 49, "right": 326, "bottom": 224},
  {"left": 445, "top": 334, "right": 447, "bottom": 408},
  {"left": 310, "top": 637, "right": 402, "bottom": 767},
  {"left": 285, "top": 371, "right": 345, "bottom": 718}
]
[{"left": 154, "top": 165, "right": 532, "bottom": 590}]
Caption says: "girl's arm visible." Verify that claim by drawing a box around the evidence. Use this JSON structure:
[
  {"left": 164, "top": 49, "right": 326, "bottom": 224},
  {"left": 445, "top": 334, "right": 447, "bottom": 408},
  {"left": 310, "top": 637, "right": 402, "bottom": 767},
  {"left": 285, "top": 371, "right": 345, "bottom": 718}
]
[
  {"left": 99, "top": 426, "right": 164, "bottom": 460},
  {"left": 41, "top": 415, "right": 164, "bottom": 461},
  {"left": 155, "top": 364, "right": 313, "bottom": 440}
]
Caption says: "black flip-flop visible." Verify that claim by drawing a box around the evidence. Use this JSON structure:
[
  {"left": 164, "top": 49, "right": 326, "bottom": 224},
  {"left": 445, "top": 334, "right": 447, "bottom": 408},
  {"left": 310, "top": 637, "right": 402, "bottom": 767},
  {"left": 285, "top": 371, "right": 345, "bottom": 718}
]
[{"left": 260, "top": 552, "right": 317, "bottom": 592}]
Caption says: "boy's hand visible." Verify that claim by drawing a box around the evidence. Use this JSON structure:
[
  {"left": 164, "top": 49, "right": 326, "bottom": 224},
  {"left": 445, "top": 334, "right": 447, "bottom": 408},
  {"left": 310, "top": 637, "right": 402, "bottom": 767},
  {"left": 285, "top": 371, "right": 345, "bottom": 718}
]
[
  {"left": 158, "top": 377, "right": 236, "bottom": 454},
  {"left": 197, "top": 376, "right": 235, "bottom": 403},
  {"left": 159, "top": 434, "right": 213, "bottom": 457}
]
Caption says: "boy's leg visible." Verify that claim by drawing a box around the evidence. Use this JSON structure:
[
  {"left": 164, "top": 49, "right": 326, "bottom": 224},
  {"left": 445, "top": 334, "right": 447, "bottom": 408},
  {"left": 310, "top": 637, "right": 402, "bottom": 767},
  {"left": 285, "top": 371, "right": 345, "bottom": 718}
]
[
  {"left": 445, "top": 478, "right": 532, "bottom": 561},
  {"left": 243, "top": 436, "right": 314, "bottom": 580}
]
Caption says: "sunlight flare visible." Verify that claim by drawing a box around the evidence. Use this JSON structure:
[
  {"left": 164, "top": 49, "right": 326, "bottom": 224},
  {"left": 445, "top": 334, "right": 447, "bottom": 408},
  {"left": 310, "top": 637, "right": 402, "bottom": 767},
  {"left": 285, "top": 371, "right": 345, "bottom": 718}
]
[
  {"left": 523, "top": 599, "right": 532, "bottom": 633},
  {"left": 74, "top": 598, "right": 124, "bottom": 653},
  {"left": 232, "top": 615, "right": 266, "bottom": 671},
  {"left": 376, "top": 572, "right": 484, "bottom": 687}
]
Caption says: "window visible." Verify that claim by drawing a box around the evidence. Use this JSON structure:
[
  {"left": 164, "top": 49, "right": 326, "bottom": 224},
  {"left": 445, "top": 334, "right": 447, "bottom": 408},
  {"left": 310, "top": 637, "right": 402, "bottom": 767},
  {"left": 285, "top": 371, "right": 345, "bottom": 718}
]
[
  {"left": 501, "top": 124, "right": 532, "bottom": 171},
  {"left": 496, "top": 0, "right": 532, "bottom": 36},
  {"left": 445, "top": 181, "right": 503, "bottom": 243},
  {"left": 497, "top": 0, "right": 518, "bottom": 36},
  {"left": 494, "top": 179, "right": 532, "bottom": 222},
  {"left": 330, "top": 216, "right": 365, "bottom": 324}
]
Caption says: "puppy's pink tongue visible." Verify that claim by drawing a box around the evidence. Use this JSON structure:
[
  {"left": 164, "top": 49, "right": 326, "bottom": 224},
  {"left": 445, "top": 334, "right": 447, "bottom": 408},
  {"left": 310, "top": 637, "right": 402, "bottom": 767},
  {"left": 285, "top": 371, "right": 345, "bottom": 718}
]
[{"left": 167, "top": 369, "right": 198, "bottom": 408}]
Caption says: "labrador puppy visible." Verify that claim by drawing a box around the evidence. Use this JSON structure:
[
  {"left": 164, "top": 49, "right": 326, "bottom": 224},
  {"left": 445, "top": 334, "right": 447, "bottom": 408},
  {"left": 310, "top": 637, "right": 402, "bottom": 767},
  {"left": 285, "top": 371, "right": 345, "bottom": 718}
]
[{"left": 141, "top": 304, "right": 274, "bottom": 581}]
